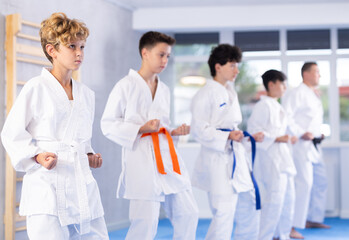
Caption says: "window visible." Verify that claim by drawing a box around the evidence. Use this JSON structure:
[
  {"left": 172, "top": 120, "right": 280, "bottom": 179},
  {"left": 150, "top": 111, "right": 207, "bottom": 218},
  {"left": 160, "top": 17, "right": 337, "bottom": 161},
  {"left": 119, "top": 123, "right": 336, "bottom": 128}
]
[
  {"left": 235, "top": 31, "right": 279, "bottom": 52},
  {"left": 287, "top": 29, "right": 330, "bottom": 50},
  {"left": 173, "top": 33, "right": 218, "bottom": 142},
  {"left": 337, "top": 58, "right": 349, "bottom": 141},
  {"left": 174, "top": 61, "right": 210, "bottom": 127},
  {"left": 337, "top": 29, "right": 349, "bottom": 54},
  {"left": 174, "top": 33, "right": 218, "bottom": 56}
]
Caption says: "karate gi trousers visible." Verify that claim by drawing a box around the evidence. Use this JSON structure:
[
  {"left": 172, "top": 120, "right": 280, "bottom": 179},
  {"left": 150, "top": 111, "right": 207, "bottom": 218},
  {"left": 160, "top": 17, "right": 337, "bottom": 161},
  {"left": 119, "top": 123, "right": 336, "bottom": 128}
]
[
  {"left": 125, "top": 189, "right": 198, "bottom": 240},
  {"left": 206, "top": 191, "right": 260, "bottom": 240},
  {"left": 27, "top": 214, "right": 108, "bottom": 240},
  {"left": 258, "top": 174, "right": 295, "bottom": 240},
  {"left": 307, "top": 159, "right": 328, "bottom": 223}
]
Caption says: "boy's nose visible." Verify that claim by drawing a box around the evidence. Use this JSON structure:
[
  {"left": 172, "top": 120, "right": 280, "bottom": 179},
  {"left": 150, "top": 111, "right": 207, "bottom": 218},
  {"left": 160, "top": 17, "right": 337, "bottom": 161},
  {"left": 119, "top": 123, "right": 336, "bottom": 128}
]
[{"left": 76, "top": 49, "right": 83, "bottom": 56}]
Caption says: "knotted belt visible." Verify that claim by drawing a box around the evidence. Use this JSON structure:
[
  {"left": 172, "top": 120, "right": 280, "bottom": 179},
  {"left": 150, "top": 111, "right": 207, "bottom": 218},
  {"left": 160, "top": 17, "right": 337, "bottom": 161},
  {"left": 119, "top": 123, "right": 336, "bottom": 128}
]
[
  {"left": 141, "top": 127, "right": 181, "bottom": 175},
  {"left": 217, "top": 129, "right": 261, "bottom": 210},
  {"left": 36, "top": 141, "right": 92, "bottom": 234},
  {"left": 312, "top": 137, "right": 323, "bottom": 151}
]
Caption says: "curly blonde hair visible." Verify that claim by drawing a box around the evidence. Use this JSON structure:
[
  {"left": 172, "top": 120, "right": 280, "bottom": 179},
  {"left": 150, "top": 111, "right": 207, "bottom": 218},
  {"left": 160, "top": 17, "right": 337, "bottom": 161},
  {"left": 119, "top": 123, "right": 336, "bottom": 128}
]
[{"left": 39, "top": 12, "right": 89, "bottom": 63}]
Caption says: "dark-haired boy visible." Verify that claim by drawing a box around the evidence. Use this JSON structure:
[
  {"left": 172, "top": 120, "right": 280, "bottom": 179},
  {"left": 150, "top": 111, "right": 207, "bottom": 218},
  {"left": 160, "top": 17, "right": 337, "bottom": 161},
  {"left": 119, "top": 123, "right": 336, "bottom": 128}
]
[
  {"left": 248, "top": 70, "right": 297, "bottom": 240},
  {"left": 101, "top": 31, "right": 198, "bottom": 240},
  {"left": 190, "top": 44, "right": 264, "bottom": 240}
]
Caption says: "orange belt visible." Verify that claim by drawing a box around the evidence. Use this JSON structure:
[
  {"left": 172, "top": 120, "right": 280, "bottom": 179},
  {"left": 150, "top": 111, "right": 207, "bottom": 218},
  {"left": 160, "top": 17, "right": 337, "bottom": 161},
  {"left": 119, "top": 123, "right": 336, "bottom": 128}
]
[{"left": 141, "top": 127, "right": 181, "bottom": 175}]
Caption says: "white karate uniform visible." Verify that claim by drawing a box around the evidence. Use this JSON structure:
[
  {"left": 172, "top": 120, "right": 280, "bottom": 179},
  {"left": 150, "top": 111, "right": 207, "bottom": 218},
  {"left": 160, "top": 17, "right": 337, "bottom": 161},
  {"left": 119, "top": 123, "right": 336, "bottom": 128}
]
[
  {"left": 248, "top": 95, "right": 296, "bottom": 240},
  {"left": 100, "top": 69, "right": 198, "bottom": 239},
  {"left": 27, "top": 215, "right": 108, "bottom": 240},
  {"left": 191, "top": 79, "right": 260, "bottom": 240},
  {"left": 1, "top": 68, "right": 107, "bottom": 239},
  {"left": 282, "top": 82, "right": 327, "bottom": 228}
]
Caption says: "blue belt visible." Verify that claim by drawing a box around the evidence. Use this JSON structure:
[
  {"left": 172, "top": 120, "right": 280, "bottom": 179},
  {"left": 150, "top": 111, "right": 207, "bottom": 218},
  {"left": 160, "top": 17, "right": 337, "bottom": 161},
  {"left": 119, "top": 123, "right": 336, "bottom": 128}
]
[{"left": 218, "top": 128, "right": 261, "bottom": 210}]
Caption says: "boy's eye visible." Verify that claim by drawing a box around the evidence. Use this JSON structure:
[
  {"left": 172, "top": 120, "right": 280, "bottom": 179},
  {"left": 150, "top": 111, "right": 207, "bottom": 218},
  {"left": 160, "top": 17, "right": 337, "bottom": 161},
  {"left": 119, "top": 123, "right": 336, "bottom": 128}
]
[
  {"left": 80, "top": 45, "right": 85, "bottom": 50},
  {"left": 69, "top": 44, "right": 75, "bottom": 49}
]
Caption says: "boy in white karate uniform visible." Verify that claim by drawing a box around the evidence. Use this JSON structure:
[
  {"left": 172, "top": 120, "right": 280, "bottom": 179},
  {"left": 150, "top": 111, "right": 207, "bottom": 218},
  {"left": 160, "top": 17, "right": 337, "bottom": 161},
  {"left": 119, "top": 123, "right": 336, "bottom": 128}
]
[
  {"left": 101, "top": 31, "right": 198, "bottom": 240},
  {"left": 248, "top": 70, "right": 297, "bottom": 240},
  {"left": 1, "top": 13, "right": 108, "bottom": 239},
  {"left": 191, "top": 44, "right": 264, "bottom": 240},
  {"left": 282, "top": 62, "right": 329, "bottom": 239}
]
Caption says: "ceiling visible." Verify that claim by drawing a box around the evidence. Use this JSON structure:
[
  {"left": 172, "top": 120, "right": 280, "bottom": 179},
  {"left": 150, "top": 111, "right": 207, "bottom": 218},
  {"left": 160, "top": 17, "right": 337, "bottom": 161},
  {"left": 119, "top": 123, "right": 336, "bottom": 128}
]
[{"left": 110, "top": 0, "right": 349, "bottom": 9}]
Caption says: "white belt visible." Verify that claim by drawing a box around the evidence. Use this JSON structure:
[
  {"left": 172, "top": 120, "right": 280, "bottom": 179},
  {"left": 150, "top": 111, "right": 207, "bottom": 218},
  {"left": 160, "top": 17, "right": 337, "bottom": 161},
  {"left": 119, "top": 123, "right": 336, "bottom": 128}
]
[{"left": 36, "top": 141, "right": 91, "bottom": 234}]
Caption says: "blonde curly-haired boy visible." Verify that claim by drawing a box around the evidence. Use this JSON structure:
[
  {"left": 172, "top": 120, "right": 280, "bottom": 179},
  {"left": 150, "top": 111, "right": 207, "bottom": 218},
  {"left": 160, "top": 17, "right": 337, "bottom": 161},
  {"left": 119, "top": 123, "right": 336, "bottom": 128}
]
[{"left": 1, "top": 13, "right": 108, "bottom": 239}]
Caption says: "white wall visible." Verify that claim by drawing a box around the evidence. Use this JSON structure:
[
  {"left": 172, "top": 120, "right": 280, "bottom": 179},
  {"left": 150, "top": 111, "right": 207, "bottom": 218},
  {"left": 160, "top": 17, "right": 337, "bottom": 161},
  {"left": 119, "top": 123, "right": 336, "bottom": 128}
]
[
  {"left": 133, "top": 3, "right": 349, "bottom": 31},
  {"left": 0, "top": 0, "right": 142, "bottom": 239}
]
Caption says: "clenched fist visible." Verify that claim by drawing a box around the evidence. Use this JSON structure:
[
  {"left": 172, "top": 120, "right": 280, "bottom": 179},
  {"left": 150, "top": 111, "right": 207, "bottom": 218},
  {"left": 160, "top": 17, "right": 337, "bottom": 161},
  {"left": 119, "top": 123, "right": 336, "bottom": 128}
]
[
  {"left": 139, "top": 119, "right": 160, "bottom": 134},
  {"left": 35, "top": 152, "right": 57, "bottom": 170},
  {"left": 229, "top": 130, "right": 244, "bottom": 142},
  {"left": 171, "top": 124, "right": 190, "bottom": 136},
  {"left": 252, "top": 132, "right": 264, "bottom": 142},
  {"left": 88, "top": 153, "right": 103, "bottom": 168}
]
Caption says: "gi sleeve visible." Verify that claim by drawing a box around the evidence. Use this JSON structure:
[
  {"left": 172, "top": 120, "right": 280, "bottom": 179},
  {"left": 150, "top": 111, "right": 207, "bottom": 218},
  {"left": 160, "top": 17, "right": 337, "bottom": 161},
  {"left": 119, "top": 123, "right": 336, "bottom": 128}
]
[
  {"left": 247, "top": 101, "right": 275, "bottom": 151},
  {"left": 85, "top": 90, "right": 95, "bottom": 154},
  {"left": 100, "top": 81, "right": 141, "bottom": 150},
  {"left": 282, "top": 90, "right": 306, "bottom": 137},
  {"left": 1, "top": 82, "right": 43, "bottom": 172}
]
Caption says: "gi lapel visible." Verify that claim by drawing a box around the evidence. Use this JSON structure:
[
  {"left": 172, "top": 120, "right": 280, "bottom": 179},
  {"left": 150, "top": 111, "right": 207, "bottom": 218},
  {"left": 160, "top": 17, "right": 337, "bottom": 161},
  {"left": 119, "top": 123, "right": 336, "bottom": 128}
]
[{"left": 56, "top": 80, "right": 92, "bottom": 234}]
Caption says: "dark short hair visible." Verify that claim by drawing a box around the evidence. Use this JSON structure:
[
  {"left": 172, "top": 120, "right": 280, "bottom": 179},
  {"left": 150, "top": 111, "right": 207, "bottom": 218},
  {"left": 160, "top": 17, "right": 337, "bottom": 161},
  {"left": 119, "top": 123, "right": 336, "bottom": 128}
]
[
  {"left": 208, "top": 44, "right": 242, "bottom": 77},
  {"left": 301, "top": 62, "right": 317, "bottom": 77},
  {"left": 262, "top": 69, "right": 287, "bottom": 91},
  {"left": 138, "top": 31, "right": 175, "bottom": 57}
]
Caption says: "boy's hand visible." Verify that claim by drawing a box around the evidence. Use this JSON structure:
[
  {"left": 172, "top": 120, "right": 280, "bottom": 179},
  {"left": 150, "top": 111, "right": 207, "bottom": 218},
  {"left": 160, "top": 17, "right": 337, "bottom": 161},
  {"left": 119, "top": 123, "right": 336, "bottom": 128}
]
[
  {"left": 301, "top": 132, "right": 314, "bottom": 141},
  {"left": 291, "top": 136, "right": 298, "bottom": 144},
  {"left": 88, "top": 153, "right": 103, "bottom": 168},
  {"left": 171, "top": 124, "right": 190, "bottom": 136},
  {"left": 276, "top": 134, "right": 291, "bottom": 143},
  {"left": 229, "top": 130, "right": 244, "bottom": 142},
  {"left": 35, "top": 152, "right": 57, "bottom": 170},
  {"left": 252, "top": 132, "right": 264, "bottom": 142},
  {"left": 139, "top": 119, "right": 160, "bottom": 134}
]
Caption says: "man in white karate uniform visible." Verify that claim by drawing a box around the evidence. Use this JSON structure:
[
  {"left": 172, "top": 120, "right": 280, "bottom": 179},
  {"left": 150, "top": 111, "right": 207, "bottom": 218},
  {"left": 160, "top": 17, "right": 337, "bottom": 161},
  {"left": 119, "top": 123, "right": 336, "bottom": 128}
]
[
  {"left": 1, "top": 13, "right": 108, "bottom": 239},
  {"left": 282, "top": 62, "right": 329, "bottom": 239},
  {"left": 101, "top": 31, "right": 198, "bottom": 240},
  {"left": 248, "top": 70, "right": 297, "bottom": 240},
  {"left": 191, "top": 44, "right": 264, "bottom": 240}
]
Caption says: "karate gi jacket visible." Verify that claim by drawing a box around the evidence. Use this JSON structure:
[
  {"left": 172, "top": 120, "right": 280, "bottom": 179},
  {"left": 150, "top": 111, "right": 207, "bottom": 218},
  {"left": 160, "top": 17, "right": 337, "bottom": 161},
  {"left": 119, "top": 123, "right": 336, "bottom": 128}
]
[
  {"left": 101, "top": 69, "right": 192, "bottom": 201},
  {"left": 190, "top": 79, "right": 254, "bottom": 195},
  {"left": 248, "top": 95, "right": 297, "bottom": 187},
  {"left": 1, "top": 68, "right": 104, "bottom": 233},
  {"left": 282, "top": 83, "right": 324, "bottom": 163}
]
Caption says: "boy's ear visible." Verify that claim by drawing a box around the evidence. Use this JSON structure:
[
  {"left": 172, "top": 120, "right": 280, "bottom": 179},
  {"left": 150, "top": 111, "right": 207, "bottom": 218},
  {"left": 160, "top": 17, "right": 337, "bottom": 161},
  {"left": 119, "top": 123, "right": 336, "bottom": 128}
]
[
  {"left": 215, "top": 63, "right": 221, "bottom": 73},
  {"left": 268, "top": 81, "right": 275, "bottom": 90},
  {"left": 141, "top": 47, "right": 148, "bottom": 59},
  {"left": 46, "top": 44, "right": 57, "bottom": 60}
]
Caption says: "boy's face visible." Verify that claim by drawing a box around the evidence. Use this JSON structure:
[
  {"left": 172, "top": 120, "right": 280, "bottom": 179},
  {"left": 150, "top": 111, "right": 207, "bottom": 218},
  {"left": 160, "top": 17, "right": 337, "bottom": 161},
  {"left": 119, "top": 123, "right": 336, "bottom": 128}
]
[
  {"left": 216, "top": 61, "right": 239, "bottom": 82},
  {"left": 143, "top": 42, "right": 171, "bottom": 74},
  {"left": 49, "top": 39, "right": 86, "bottom": 71},
  {"left": 269, "top": 80, "right": 287, "bottom": 99}
]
